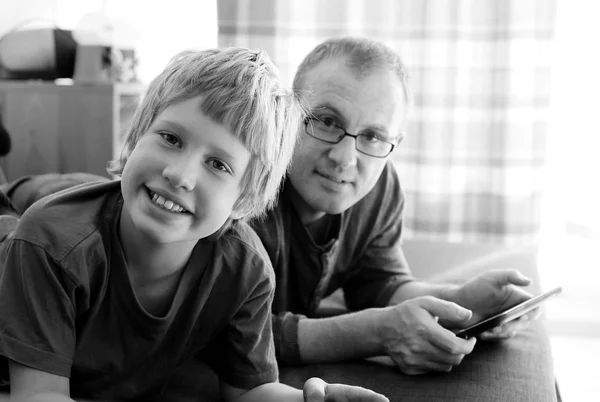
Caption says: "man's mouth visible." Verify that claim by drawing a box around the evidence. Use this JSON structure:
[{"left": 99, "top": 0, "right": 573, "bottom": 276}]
[{"left": 147, "top": 189, "right": 189, "bottom": 214}]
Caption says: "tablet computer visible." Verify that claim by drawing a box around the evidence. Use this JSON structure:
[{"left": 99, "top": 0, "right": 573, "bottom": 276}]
[{"left": 454, "top": 286, "right": 562, "bottom": 339}]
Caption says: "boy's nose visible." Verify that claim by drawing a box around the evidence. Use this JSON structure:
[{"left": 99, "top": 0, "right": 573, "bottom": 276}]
[
  {"left": 328, "top": 135, "right": 358, "bottom": 168},
  {"left": 163, "top": 155, "right": 199, "bottom": 191}
]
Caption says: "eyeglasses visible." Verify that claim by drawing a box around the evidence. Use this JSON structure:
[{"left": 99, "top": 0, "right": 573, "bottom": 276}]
[{"left": 303, "top": 117, "right": 397, "bottom": 158}]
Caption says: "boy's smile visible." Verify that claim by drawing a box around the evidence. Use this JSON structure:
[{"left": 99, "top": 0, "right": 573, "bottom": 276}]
[
  {"left": 119, "top": 95, "right": 250, "bottom": 247},
  {"left": 147, "top": 187, "right": 190, "bottom": 214}
]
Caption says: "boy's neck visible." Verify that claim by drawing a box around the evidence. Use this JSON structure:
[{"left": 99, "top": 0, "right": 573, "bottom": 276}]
[{"left": 118, "top": 208, "right": 196, "bottom": 281}]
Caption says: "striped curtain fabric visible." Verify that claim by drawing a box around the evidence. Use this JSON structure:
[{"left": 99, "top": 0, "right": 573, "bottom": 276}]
[{"left": 218, "top": 0, "right": 557, "bottom": 245}]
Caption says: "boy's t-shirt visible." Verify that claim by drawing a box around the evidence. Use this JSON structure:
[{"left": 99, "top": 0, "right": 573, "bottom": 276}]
[{"left": 0, "top": 180, "right": 277, "bottom": 400}]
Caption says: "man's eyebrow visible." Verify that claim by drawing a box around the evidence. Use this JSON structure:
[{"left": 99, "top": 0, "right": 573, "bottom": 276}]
[
  {"left": 314, "top": 104, "right": 395, "bottom": 139},
  {"left": 311, "top": 104, "right": 342, "bottom": 118}
]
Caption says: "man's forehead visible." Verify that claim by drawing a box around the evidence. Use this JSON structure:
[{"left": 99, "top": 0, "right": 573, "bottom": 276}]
[{"left": 299, "top": 62, "right": 407, "bottom": 134}]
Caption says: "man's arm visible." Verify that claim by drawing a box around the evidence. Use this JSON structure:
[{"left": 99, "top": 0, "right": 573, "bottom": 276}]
[{"left": 296, "top": 297, "right": 476, "bottom": 374}]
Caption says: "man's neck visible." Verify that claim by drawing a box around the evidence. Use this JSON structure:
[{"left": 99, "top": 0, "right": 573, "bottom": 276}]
[
  {"left": 287, "top": 181, "right": 326, "bottom": 224},
  {"left": 305, "top": 214, "right": 335, "bottom": 245}
]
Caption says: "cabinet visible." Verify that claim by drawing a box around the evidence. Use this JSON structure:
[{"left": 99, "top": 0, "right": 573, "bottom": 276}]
[{"left": 0, "top": 81, "right": 144, "bottom": 181}]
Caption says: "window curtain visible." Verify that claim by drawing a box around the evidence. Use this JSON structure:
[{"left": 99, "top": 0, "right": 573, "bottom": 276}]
[{"left": 218, "top": 0, "right": 557, "bottom": 245}]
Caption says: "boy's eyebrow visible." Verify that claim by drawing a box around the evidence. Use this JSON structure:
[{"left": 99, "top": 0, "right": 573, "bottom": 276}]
[
  {"left": 154, "top": 118, "right": 188, "bottom": 133},
  {"left": 155, "top": 118, "right": 239, "bottom": 162}
]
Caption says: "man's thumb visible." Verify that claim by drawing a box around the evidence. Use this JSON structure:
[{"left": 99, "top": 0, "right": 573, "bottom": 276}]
[{"left": 489, "top": 269, "right": 531, "bottom": 286}]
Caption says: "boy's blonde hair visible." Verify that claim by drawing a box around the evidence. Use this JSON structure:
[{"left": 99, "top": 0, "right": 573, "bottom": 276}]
[{"left": 108, "top": 47, "right": 303, "bottom": 224}]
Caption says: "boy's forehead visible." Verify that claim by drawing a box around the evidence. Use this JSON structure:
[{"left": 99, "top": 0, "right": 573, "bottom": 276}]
[{"left": 155, "top": 95, "right": 224, "bottom": 126}]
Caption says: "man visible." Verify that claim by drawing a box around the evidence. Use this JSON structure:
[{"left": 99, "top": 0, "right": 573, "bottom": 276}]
[{"left": 249, "top": 37, "right": 558, "bottom": 401}]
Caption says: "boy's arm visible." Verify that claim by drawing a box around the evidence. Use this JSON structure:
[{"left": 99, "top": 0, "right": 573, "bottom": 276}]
[
  {"left": 221, "top": 378, "right": 389, "bottom": 402},
  {"left": 8, "top": 359, "right": 74, "bottom": 402}
]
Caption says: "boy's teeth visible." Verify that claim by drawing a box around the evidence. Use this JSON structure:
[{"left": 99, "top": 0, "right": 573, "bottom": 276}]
[{"left": 150, "top": 192, "right": 185, "bottom": 213}]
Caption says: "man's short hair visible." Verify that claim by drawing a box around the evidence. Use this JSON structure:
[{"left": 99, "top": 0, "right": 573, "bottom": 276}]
[
  {"left": 108, "top": 47, "right": 304, "bottom": 222},
  {"left": 293, "top": 36, "right": 413, "bottom": 106}
]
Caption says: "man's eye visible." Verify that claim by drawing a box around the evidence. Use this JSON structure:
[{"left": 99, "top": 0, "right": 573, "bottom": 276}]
[
  {"left": 319, "top": 116, "right": 337, "bottom": 127},
  {"left": 209, "top": 159, "right": 232, "bottom": 174},
  {"left": 159, "top": 132, "right": 181, "bottom": 147},
  {"left": 361, "top": 131, "right": 381, "bottom": 142}
]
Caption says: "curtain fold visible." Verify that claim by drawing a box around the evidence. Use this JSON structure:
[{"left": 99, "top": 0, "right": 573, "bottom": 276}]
[{"left": 218, "top": 0, "right": 557, "bottom": 245}]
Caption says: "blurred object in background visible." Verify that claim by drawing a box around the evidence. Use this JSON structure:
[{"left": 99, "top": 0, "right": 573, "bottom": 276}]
[
  {"left": 0, "top": 0, "right": 217, "bottom": 84},
  {"left": 0, "top": 23, "right": 77, "bottom": 80},
  {"left": 0, "top": 113, "right": 11, "bottom": 157},
  {"left": 72, "top": 11, "right": 138, "bottom": 83}
]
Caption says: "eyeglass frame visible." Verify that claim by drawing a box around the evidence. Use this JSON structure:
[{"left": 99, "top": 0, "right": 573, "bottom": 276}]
[{"left": 303, "top": 116, "right": 399, "bottom": 158}]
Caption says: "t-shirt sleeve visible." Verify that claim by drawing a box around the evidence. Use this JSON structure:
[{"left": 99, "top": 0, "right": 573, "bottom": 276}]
[
  {"left": 201, "top": 244, "right": 278, "bottom": 390},
  {"left": 0, "top": 238, "right": 77, "bottom": 377}
]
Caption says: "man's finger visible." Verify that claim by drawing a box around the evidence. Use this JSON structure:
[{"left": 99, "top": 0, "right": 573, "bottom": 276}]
[{"left": 417, "top": 296, "right": 472, "bottom": 323}]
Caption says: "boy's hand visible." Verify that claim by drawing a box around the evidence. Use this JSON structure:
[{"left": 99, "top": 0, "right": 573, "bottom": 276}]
[{"left": 303, "top": 378, "right": 389, "bottom": 402}]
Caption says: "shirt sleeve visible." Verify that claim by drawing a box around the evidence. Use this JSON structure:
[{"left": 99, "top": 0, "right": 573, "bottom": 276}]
[
  {"left": 271, "top": 311, "right": 306, "bottom": 365},
  {"left": 202, "top": 252, "right": 279, "bottom": 390},
  {"left": 0, "top": 238, "right": 77, "bottom": 377}
]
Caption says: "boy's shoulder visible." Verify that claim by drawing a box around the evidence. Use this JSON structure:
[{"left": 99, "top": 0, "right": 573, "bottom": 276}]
[
  {"left": 15, "top": 180, "right": 122, "bottom": 263},
  {"left": 215, "top": 220, "right": 275, "bottom": 282}
]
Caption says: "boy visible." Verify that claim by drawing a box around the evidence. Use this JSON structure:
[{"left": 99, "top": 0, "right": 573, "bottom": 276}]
[{"left": 0, "top": 48, "right": 388, "bottom": 402}]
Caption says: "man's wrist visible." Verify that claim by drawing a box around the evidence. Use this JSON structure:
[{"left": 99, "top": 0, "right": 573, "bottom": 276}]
[
  {"left": 388, "top": 280, "right": 462, "bottom": 305},
  {"left": 298, "top": 309, "right": 388, "bottom": 362}
]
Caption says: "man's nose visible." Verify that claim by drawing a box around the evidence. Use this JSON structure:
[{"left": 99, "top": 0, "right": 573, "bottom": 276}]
[
  {"left": 328, "top": 135, "right": 358, "bottom": 168},
  {"left": 163, "top": 155, "right": 200, "bottom": 191}
]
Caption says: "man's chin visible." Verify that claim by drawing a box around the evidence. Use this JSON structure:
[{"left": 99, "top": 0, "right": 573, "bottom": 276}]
[{"left": 314, "top": 199, "right": 354, "bottom": 216}]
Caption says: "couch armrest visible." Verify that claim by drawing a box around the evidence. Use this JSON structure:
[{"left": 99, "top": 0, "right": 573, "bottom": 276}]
[
  {"left": 402, "top": 239, "right": 542, "bottom": 293},
  {"left": 318, "top": 238, "right": 542, "bottom": 315}
]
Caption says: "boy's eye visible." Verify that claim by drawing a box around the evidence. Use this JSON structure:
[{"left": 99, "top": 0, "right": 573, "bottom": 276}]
[
  {"left": 159, "top": 132, "right": 181, "bottom": 147},
  {"left": 209, "top": 159, "right": 232, "bottom": 174}
]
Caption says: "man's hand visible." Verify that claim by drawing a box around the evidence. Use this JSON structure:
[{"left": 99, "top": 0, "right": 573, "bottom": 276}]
[
  {"left": 378, "top": 296, "right": 477, "bottom": 375},
  {"left": 303, "top": 377, "right": 389, "bottom": 402},
  {"left": 454, "top": 269, "right": 535, "bottom": 340}
]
